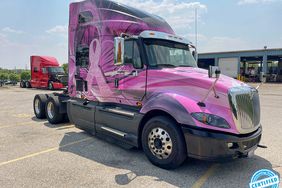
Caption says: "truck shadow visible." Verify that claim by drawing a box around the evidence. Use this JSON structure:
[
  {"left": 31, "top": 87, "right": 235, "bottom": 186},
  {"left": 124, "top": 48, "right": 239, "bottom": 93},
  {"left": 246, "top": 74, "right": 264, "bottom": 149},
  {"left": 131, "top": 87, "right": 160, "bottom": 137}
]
[
  {"left": 31, "top": 117, "right": 72, "bottom": 129},
  {"left": 58, "top": 131, "right": 279, "bottom": 187}
]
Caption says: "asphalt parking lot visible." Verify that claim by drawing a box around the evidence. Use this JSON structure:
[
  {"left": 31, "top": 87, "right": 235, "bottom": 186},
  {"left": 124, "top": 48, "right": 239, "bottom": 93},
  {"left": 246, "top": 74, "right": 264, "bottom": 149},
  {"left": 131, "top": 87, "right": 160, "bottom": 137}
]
[{"left": 0, "top": 85, "right": 281, "bottom": 188}]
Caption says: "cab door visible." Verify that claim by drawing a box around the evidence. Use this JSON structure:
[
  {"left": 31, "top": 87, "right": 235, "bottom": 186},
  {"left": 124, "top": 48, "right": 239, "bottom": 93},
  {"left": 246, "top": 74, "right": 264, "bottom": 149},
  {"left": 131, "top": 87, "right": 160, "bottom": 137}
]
[
  {"left": 116, "top": 39, "right": 147, "bottom": 104},
  {"left": 94, "top": 39, "right": 147, "bottom": 141},
  {"left": 40, "top": 67, "right": 49, "bottom": 88},
  {"left": 32, "top": 66, "right": 40, "bottom": 88}
]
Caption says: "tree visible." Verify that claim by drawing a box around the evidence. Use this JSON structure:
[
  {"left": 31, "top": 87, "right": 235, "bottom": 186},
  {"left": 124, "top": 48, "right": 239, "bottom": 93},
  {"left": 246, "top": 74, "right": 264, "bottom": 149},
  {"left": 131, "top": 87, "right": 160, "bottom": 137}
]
[
  {"left": 0, "top": 73, "right": 8, "bottom": 81},
  {"left": 0, "top": 73, "right": 8, "bottom": 86},
  {"left": 20, "top": 71, "right": 31, "bottom": 81},
  {"left": 9, "top": 73, "right": 20, "bottom": 83},
  {"left": 62, "top": 63, "right": 68, "bottom": 74}
]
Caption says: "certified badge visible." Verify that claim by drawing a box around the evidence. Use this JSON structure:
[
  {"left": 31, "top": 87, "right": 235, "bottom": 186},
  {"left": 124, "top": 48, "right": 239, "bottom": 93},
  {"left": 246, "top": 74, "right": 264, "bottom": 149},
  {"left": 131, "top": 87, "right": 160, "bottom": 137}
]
[{"left": 249, "top": 169, "right": 280, "bottom": 188}]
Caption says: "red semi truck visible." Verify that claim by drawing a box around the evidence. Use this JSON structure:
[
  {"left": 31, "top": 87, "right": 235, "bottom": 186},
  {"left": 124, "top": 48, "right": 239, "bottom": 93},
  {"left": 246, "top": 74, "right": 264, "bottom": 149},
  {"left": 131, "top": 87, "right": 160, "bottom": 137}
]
[{"left": 20, "top": 56, "right": 67, "bottom": 90}]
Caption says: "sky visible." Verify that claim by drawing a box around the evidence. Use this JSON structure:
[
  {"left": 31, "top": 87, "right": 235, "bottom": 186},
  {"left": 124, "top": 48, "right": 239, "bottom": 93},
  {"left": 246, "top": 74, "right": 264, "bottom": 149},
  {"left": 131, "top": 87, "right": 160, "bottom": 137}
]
[{"left": 0, "top": 0, "right": 281, "bottom": 69}]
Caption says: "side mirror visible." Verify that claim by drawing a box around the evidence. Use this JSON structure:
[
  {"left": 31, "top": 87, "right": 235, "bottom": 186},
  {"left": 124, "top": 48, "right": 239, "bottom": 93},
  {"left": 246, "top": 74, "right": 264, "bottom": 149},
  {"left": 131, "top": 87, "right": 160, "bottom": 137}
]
[
  {"left": 208, "top": 66, "right": 221, "bottom": 78},
  {"left": 114, "top": 37, "right": 124, "bottom": 66}
]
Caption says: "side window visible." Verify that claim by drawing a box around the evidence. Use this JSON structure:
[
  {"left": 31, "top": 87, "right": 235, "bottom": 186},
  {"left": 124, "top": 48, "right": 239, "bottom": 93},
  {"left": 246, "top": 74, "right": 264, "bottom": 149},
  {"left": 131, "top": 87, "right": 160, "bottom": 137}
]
[
  {"left": 78, "top": 11, "right": 93, "bottom": 24},
  {"left": 124, "top": 40, "right": 133, "bottom": 64},
  {"left": 124, "top": 40, "right": 143, "bottom": 69},
  {"left": 34, "top": 67, "right": 38, "bottom": 72},
  {"left": 133, "top": 42, "right": 142, "bottom": 68},
  {"left": 42, "top": 68, "right": 47, "bottom": 74},
  {"left": 76, "top": 45, "right": 89, "bottom": 67}
]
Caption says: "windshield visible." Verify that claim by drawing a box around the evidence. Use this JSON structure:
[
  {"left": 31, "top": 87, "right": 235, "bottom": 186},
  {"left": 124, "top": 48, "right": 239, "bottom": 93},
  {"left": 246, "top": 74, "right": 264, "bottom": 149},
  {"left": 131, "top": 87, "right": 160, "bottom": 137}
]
[
  {"left": 144, "top": 39, "right": 197, "bottom": 68},
  {"left": 47, "top": 67, "right": 65, "bottom": 74}
]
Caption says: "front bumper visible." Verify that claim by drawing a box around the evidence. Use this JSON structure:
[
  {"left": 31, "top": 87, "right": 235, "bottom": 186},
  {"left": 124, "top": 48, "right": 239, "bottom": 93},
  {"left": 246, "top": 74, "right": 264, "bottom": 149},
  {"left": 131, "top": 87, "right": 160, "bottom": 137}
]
[
  {"left": 52, "top": 82, "right": 65, "bottom": 89},
  {"left": 182, "top": 125, "right": 262, "bottom": 161}
]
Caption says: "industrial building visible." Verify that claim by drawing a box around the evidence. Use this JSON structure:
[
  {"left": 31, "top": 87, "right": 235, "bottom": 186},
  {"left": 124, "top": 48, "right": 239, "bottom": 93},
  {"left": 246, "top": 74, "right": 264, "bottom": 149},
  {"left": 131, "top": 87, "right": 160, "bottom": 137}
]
[{"left": 198, "top": 48, "right": 282, "bottom": 82}]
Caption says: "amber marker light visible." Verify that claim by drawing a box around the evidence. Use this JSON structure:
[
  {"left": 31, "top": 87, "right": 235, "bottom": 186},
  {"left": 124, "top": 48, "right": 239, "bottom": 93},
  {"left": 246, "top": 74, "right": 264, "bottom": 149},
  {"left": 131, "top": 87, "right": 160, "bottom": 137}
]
[{"left": 136, "top": 101, "right": 143, "bottom": 107}]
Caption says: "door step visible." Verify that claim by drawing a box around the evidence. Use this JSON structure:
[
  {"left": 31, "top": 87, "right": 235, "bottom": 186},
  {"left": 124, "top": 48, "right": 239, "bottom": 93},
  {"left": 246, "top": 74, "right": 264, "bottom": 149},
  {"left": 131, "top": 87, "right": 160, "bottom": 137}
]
[{"left": 101, "top": 126, "right": 127, "bottom": 137}]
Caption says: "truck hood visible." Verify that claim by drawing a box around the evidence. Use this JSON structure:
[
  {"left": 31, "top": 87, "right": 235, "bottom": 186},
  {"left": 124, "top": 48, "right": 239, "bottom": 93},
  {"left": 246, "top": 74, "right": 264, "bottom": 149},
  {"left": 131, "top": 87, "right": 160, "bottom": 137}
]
[
  {"left": 145, "top": 67, "right": 249, "bottom": 108},
  {"left": 147, "top": 67, "right": 247, "bottom": 95}
]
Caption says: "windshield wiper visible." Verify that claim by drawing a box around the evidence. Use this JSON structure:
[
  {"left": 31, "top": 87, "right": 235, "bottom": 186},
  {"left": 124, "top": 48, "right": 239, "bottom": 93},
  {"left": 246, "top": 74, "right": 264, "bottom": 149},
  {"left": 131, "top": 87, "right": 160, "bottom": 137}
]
[{"left": 157, "top": 64, "right": 176, "bottom": 67}]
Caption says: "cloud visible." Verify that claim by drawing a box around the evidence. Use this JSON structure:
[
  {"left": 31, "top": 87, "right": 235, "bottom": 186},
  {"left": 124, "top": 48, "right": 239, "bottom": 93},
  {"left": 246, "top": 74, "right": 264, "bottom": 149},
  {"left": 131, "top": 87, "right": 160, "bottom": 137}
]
[
  {"left": 0, "top": 32, "right": 6, "bottom": 38},
  {"left": 238, "top": 0, "right": 281, "bottom": 5},
  {"left": 115, "top": 0, "right": 207, "bottom": 31},
  {"left": 46, "top": 25, "right": 68, "bottom": 37},
  {"left": 2, "top": 27, "right": 24, "bottom": 34},
  {"left": 52, "top": 1, "right": 207, "bottom": 41}
]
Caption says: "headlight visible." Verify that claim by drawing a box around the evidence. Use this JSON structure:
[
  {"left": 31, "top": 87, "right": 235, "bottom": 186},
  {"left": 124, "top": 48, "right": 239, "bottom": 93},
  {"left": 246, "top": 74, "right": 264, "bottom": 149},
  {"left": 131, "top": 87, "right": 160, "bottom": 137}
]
[{"left": 191, "top": 112, "right": 230, "bottom": 129}]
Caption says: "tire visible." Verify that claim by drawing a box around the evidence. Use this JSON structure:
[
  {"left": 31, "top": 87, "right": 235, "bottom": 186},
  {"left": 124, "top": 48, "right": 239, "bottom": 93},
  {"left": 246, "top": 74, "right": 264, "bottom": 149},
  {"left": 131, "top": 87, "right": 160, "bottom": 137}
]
[
  {"left": 45, "top": 96, "right": 64, "bottom": 124},
  {"left": 33, "top": 94, "right": 48, "bottom": 119},
  {"left": 26, "top": 81, "right": 31, "bottom": 88},
  {"left": 48, "top": 82, "right": 54, "bottom": 90},
  {"left": 20, "top": 81, "right": 26, "bottom": 88},
  {"left": 142, "top": 116, "right": 187, "bottom": 169}
]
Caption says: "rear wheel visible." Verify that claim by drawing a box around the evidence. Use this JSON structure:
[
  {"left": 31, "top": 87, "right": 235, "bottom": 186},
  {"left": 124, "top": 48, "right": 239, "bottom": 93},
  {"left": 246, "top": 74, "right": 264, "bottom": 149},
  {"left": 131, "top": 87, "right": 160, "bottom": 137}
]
[
  {"left": 142, "top": 116, "right": 187, "bottom": 169},
  {"left": 20, "top": 81, "right": 26, "bottom": 88},
  {"left": 46, "top": 96, "right": 64, "bottom": 124},
  {"left": 25, "top": 81, "right": 31, "bottom": 88},
  {"left": 33, "top": 94, "right": 47, "bottom": 119}
]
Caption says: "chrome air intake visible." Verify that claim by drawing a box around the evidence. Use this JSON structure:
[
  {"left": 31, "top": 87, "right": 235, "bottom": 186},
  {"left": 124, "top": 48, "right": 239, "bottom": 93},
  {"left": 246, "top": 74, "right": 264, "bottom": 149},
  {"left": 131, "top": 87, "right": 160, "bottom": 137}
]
[{"left": 228, "top": 87, "right": 261, "bottom": 134}]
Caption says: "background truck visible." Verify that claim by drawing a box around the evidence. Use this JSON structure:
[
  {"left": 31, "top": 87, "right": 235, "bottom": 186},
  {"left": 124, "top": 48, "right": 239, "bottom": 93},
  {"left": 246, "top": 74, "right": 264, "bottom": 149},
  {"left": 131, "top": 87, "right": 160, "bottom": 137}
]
[
  {"left": 33, "top": 0, "right": 262, "bottom": 169},
  {"left": 20, "top": 56, "right": 67, "bottom": 90}
]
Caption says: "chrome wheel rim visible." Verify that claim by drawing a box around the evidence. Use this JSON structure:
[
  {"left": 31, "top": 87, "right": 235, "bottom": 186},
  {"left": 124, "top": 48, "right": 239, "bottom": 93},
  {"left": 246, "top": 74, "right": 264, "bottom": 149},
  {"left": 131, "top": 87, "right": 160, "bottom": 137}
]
[
  {"left": 34, "top": 99, "right": 40, "bottom": 115},
  {"left": 47, "top": 101, "right": 54, "bottom": 119},
  {"left": 148, "top": 127, "right": 173, "bottom": 159}
]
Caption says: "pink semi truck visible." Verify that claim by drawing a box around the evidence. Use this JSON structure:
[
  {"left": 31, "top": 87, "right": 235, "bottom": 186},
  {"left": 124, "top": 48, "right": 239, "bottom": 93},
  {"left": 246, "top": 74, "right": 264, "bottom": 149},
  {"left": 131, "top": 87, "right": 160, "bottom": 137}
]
[{"left": 33, "top": 0, "right": 262, "bottom": 169}]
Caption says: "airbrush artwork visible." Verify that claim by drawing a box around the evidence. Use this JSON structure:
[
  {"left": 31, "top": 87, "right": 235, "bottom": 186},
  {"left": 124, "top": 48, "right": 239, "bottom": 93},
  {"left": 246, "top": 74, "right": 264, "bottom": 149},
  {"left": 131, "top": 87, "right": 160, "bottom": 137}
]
[{"left": 68, "top": 0, "right": 174, "bottom": 102}]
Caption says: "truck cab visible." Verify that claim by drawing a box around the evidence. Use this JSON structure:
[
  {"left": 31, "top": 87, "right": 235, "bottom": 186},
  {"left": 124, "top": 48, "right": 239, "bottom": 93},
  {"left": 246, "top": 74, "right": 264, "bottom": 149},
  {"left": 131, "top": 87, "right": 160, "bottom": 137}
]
[{"left": 33, "top": 0, "right": 262, "bottom": 169}]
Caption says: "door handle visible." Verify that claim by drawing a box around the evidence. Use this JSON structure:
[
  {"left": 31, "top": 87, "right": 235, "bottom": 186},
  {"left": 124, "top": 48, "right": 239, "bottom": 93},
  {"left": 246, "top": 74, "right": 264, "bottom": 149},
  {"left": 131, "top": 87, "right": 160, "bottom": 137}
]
[
  {"left": 117, "top": 70, "right": 138, "bottom": 77},
  {"left": 129, "top": 70, "right": 138, "bottom": 77}
]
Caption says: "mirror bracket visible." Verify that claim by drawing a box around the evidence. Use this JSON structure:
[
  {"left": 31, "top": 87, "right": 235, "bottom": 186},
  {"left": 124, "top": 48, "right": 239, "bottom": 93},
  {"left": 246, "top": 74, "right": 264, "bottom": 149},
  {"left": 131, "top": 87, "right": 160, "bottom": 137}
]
[{"left": 198, "top": 66, "right": 221, "bottom": 106}]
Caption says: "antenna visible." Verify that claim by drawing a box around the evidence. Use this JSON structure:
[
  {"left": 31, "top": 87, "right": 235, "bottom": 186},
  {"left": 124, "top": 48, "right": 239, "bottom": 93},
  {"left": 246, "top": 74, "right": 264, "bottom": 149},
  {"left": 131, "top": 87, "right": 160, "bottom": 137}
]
[{"left": 195, "top": 8, "right": 198, "bottom": 49}]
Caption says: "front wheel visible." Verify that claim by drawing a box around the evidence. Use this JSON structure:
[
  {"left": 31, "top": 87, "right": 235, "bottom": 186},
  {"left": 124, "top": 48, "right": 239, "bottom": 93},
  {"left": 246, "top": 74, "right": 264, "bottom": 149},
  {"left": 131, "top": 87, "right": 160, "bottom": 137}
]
[
  {"left": 142, "top": 116, "right": 187, "bottom": 169},
  {"left": 20, "top": 81, "right": 26, "bottom": 88}
]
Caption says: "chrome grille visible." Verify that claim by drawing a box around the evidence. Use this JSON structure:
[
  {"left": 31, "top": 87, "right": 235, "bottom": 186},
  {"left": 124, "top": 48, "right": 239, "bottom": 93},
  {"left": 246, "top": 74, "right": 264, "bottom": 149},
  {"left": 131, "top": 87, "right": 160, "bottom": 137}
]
[{"left": 228, "top": 87, "right": 260, "bottom": 134}]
